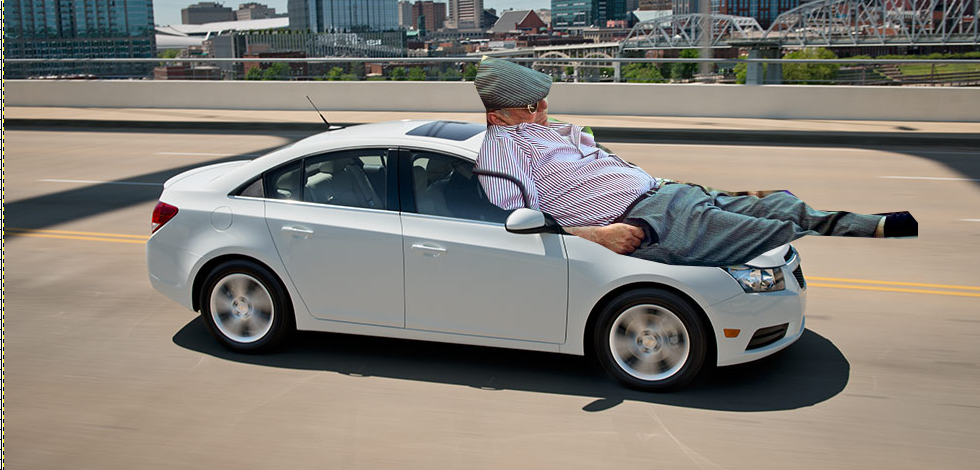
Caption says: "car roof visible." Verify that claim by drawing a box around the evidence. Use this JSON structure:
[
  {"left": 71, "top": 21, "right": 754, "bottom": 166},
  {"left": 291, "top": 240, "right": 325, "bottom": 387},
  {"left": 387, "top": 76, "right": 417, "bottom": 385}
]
[
  {"left": 287, "top": 120, "right": 486, "bottom": 157},
  {"left": 210, "top": 120, "right": 488, "bottom": 191}
]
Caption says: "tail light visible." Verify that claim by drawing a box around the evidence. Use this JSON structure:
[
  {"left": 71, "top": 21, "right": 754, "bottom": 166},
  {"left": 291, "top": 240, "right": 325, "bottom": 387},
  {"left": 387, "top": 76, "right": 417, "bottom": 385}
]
[{"left": 151, "top": 201, "right": 179, "bottom": 233}]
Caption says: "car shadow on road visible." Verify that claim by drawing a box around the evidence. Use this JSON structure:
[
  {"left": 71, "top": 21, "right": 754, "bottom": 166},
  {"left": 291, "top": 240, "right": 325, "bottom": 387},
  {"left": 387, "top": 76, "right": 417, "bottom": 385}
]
[{"left": 173, "top": 317, "right": 848, "bottom": 412}]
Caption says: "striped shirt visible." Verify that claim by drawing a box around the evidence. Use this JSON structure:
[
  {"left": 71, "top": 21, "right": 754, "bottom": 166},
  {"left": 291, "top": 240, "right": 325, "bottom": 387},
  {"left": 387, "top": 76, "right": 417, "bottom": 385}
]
[{"left": 477, "top": 121, "right": 658, "bottom": 227}]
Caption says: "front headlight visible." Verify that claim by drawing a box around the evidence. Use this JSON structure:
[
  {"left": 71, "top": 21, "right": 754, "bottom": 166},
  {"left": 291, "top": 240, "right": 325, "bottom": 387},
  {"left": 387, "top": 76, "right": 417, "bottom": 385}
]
[{"left": 725, "top": 266, "right": 786, "bottom": 293}]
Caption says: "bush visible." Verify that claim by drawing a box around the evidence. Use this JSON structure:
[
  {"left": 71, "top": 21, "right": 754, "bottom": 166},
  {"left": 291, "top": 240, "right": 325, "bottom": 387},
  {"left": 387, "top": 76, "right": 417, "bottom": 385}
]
[
  {"left": 670, "top": 49, "right": 699, "bottom": 81},
  {"left": 262, "top": 62, "right": 291, "bottom": 80},
  {"left": 622, "top": 63, "right": 664, "bottom": 83},
  {"left": 463, "top": 64, "right": 478, "bottom": 81},
  {"left": 407, "top": 67, "right": 427, "bottom": 81},
  {"left": 782, "top": 47, "right": 839, "bottom": 84},
  {"left": 389, "top": 67, "right": 407, "bottom": 81}
]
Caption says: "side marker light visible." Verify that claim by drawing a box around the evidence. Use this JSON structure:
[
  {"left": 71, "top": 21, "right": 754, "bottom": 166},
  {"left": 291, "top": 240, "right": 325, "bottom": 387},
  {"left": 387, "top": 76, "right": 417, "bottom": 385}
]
[{"left": 724, "top": 329, "right": 741, "bottom": 338}]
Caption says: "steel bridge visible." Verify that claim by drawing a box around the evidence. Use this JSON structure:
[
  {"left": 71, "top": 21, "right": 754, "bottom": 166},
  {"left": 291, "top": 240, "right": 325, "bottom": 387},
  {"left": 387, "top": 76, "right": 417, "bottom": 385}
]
[{"left": 620, "top": 0, "right": 980, "bottom": 51}]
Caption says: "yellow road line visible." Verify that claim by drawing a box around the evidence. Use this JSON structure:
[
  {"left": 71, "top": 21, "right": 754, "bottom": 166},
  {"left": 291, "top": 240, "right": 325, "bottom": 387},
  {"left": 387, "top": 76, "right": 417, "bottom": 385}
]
[
  {"left": 808, "top": 283, "right": 980, "bottom": 298},
  {"left": 4, "top": 232, "right": 146, "bottom": 244},
  {"left": 808, "top": 276, "right": 980, "bottom": 292},
  {"left": 5, "top": 228, "right": 149, "bottom": 240}
]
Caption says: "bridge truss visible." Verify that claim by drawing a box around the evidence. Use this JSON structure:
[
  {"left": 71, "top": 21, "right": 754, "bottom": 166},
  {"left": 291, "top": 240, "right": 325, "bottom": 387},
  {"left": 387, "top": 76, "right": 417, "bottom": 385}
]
[
  {"left": 766, "top": 0, "right": 980, "bottom": 46},
  {"left": 620, "top": 14, "right": 765, "bottom": 51},
  {"left": 621, "top": 0, "right": 979, "bottom": 51}
]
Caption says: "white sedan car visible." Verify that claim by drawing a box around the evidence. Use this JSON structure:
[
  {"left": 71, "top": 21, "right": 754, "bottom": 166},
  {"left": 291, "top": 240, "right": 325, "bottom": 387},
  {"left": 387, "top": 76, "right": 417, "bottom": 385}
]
[{"left": 147, "top": 120, "right": 806, "bottom": 390}]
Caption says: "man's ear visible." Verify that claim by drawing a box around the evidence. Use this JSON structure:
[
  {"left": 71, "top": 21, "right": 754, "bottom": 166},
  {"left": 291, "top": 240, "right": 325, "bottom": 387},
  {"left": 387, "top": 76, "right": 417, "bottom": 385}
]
[{"left": 486, "top": 111, "right": 504, "bottom": 126}]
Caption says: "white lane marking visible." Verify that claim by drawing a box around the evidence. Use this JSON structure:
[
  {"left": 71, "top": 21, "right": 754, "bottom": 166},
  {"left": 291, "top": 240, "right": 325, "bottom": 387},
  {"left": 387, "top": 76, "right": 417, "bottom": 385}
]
[
  {"left": 880, "top": 176, "right": 980, "bottom": 182},
  {"left": 156, "top": 152, "right": 262, "bottom": 157},
  {"left": 39, "top": 179, "right": 162, "bottom": 186},
  {"left": 960, "top": 219, "right": 980, "bottom": 222}
]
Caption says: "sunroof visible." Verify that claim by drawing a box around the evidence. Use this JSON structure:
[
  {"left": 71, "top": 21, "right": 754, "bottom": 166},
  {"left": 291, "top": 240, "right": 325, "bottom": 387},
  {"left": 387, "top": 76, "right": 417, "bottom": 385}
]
[{"left": 407, "top": 121, "right": 485, "bottom": 141}]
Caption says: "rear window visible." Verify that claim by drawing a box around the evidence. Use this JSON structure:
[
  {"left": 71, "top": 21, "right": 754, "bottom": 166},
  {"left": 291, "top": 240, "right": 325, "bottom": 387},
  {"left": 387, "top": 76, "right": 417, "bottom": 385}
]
[{"left": 407, "top": 121, "right": 485, "bottom": 141}]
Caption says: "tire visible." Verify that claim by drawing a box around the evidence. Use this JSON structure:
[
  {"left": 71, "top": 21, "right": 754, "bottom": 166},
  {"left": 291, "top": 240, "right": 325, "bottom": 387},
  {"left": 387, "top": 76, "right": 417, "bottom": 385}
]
[
  {"left": 199, "top": 260, "right": 293, "bottom": 353},
  {"left": 594, "top": 288, "right": 707, "bottom": 391}
]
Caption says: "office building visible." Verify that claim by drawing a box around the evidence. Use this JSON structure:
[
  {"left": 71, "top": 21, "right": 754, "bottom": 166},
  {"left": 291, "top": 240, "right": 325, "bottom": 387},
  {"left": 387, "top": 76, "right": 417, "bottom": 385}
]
[
  {"left": 717, "top": 0, "right": 800, "bottom": 28},
  {"left": 182, "top": 2, "right": 236, "bottom": 24},
  {"left": 638, "top": 0, "right": 671, "bottom": 9},
  {"left": 552, "top": 0, "right": 627, "bottom": 29},
  {"left": 398, "top": 1, "right": 414, "bottom": 28},
  {"left": 671, "top": 0, "right": 720, "bottom": 15},
  {"left": 288, "top": 0, "right": 399, "bottom": 32},
  {"left": 448, "top": 0, "right": 483, "bottom": 29},
  {"left": 412, "top": 1, "right": 447, "bottom": 32},
  {"left": 4, "top": 0, "right": 155, "bottom": 78},
  {"left": 236, "top": 2, "right": 281, "bottom": 20}
]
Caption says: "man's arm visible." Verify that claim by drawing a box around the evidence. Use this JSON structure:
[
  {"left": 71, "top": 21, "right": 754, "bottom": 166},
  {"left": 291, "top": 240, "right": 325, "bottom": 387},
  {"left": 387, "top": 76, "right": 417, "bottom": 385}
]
[{"left": 565, "top": 224, "right": 645, "bottom": 255}]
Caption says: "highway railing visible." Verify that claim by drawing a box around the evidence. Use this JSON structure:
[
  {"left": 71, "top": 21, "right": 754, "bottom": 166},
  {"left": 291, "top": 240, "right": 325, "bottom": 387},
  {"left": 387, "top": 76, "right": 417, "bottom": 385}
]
[{"left": 7, "top": 56, "right": 980, "bottom": 86}]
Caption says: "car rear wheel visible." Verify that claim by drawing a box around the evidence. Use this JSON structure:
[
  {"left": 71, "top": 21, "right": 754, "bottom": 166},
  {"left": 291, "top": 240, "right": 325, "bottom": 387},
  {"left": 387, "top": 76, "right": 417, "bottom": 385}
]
[
  {"left": 594, "top": 288, "right": 707, "bottom": 391},
  {"left": 200, "top": 260, "right": 292, "bottom": 352}
]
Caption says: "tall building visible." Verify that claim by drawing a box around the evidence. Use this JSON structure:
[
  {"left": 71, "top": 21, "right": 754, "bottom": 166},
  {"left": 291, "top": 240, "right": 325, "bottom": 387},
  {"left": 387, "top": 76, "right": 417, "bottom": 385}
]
[
  {"left": 398, "top": 1, "right": 414, "bottom": 28},
  {"left": 449, "top": 0, "right": 482, "bottom": 29},
  {"left": 4, "top": 0, "right": 155, "bottom": 78},
  {"left": 182, "top": 2, "right": 236, "bottom": 24},
  {"left": 638, "top": 0, "right": 671, "bottom": 9},
  {"left": 412, "top": 1, "right": 446, "bottom": 32},
  {"left": 236, "top": 2, "right": 280, "bottom": 20},
  {"left": 671, "top": 0, "right": 720, "bottom": 15},
  {"left": 552, "top": 0, "right": 627, "bottom": 29},
  {"left": 288, "top": 0, "right": 399, "bottom": 32},
  {"left": 717, "top": 0, "right": 799, "bottom": 28}
]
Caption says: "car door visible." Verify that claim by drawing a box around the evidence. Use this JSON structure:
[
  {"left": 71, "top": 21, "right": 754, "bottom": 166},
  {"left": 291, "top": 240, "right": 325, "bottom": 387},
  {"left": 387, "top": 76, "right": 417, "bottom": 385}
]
[
  {"left": 399, "top": 149, "right": 568, "bottom": 343},
  {"left": 264, "top": 148, "right": 405, "bottom": 327}
]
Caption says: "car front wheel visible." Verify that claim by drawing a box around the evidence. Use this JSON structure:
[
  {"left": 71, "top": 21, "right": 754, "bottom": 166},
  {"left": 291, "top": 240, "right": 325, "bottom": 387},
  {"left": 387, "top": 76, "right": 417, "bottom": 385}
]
[
  {"left": 200, "top": 260, "right": 293, "bottom": 352},
  {"left": 594, "top": 288, "right": 707, "bottom": 391}
]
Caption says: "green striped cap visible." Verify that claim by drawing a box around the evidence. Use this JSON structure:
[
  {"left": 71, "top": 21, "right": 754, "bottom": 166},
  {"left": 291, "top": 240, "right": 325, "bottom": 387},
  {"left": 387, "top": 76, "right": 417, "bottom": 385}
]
[{"left": 474, "top": 57, "right": 552, "bottom": 111}]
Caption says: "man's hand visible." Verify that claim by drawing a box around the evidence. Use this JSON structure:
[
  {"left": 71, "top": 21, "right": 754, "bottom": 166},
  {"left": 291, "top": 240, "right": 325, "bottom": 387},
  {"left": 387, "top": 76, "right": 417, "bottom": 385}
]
[{"left": 566, "top": 224, "right": 645, "bottom": 254}]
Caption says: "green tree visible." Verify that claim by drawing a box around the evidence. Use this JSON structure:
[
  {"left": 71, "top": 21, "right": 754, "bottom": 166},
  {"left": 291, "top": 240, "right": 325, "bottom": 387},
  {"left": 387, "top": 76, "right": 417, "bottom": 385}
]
[
  {"left": 440, "top": 67, "right": 462, "bottom": 81},
  {"left": 782, "top": 47, "right": 840, "bottom": 84},
  {"left": 245, "top": 66, "right": 263, "bottom": 80},
  {"left": 262, "top": 62, "right": 291, "bottom": 80},
  {"left": 389, "top": 66, "right": 407, "bottom": 81},
  {"left": 407, "top": 67, "right": 427, "bottom": 81},
  {"left": 325, "top": 66, "right": 345, "bottom": 80},
  {"left": 158, "top": 49, "right": 181, "bottom": 59},
  {"left": 670, "top": 49, "right": 699, "bottom": 81},
  {"left": 463, "top": 63, "right": 478, "bottom": 81},
  {"left": 622, "top": 63, "right": 664, "bottom": 83}
]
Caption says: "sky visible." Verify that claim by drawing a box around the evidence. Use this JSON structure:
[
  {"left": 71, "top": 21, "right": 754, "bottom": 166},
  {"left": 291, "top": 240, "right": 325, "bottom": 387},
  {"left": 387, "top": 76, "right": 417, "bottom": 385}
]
[{"left": 152, "top": 0, "right": 550, "bottom": 27}]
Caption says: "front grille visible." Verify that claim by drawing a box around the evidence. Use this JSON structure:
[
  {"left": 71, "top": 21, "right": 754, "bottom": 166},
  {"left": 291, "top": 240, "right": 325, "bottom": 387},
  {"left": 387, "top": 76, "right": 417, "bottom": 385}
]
[
  {"left": 784, "top": 247, "right": 795, "bottom": 262},
  {"left": 746, "top": 323, "right": 789, "bottom": 350},
  {"left": 793, "top": 265, "right": 806, "bottom": 289}
]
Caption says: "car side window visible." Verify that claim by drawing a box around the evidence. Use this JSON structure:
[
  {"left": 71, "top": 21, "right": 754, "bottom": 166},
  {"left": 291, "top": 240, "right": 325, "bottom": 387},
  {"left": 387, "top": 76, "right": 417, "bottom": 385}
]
[
  {"left": 303, "top": 150, "right": 387, "bottom": 210},
  {"left": 410, "top": 152, "right": 510, "bottom": 223},
  {"left": 264, "top": 161, "right": 302, "bottom": 201}
]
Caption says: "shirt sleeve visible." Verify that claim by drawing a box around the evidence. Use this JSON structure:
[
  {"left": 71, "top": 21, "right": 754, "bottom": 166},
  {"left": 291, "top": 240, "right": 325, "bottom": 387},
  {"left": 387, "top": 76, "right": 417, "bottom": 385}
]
[{"left": 476, "top": 133, "right": 539, "bottom": 211}]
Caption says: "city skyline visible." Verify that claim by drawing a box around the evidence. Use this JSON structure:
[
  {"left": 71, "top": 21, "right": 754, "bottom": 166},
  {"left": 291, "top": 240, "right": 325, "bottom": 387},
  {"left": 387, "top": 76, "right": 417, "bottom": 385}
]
[{"left": 152, "top": 0, "right": 550, "bottom": 26}]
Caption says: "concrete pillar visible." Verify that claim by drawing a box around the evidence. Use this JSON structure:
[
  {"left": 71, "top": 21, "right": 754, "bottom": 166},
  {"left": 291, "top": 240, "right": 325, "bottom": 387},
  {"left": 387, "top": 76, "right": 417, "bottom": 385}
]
[
  {"left": 614, "top": 61, "right": 621, "bottom": 83},
  {"left": 746, "top": 49, "right": 763, "bottom": 85}
]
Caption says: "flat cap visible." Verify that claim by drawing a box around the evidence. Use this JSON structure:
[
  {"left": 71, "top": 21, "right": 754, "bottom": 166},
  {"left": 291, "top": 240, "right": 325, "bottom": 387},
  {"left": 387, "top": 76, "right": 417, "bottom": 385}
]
[{"left": 474, "top": 57, "right": 552, "bottom": 111}]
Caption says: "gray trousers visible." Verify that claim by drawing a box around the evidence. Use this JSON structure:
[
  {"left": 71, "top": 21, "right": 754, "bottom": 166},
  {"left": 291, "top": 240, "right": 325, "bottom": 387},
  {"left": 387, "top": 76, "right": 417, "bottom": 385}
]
[{"left": 624, "top": 183, "right": 882, "bottom": 267}]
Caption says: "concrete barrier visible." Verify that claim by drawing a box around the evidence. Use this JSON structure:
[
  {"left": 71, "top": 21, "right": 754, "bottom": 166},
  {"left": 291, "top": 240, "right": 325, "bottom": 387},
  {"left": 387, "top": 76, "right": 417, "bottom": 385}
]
[{"left": 7, "top": 79, "right": 980, "bottom": 121}]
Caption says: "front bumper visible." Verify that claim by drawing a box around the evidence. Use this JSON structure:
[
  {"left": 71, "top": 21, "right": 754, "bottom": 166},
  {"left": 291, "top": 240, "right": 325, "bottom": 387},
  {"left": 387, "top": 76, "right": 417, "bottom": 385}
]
[{"left": 710, "top": 251, "right": 808, "bottom": 367}]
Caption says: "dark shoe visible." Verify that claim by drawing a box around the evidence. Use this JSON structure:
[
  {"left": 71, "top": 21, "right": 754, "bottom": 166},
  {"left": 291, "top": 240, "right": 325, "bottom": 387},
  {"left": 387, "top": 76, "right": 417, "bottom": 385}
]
[{"left": 875, "top": 212, "right": 918, "bottom": 238}]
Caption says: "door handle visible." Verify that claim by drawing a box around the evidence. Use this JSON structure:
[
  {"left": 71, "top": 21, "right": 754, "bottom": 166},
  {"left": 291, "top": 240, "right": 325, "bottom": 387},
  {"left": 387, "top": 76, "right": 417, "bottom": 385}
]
[
  {"left": 282, "top": 226, "right": 314, "bottom": 238},
  {"left": 412, "top": 243, "right": 447, "bottom": 256}
]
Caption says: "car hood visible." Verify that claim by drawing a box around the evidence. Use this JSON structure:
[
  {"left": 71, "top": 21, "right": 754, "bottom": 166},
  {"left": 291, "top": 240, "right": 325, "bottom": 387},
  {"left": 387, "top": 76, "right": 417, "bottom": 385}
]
[{"left": 743, "top": 244, "right": 791, "bottom": 269}]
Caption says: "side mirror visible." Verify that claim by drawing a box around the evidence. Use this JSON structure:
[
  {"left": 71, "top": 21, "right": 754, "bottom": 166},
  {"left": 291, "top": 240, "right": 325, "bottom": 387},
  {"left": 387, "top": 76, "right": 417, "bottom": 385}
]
[{"left": 506, "top": 208, "right": 564, "bottom": 234}]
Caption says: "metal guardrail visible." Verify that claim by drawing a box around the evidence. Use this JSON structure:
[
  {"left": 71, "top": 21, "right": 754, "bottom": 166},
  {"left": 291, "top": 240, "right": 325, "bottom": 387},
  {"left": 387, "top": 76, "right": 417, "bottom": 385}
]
[{"left": 7, "top": 57, "right": 980, "bottom": 86}]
